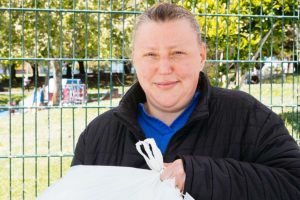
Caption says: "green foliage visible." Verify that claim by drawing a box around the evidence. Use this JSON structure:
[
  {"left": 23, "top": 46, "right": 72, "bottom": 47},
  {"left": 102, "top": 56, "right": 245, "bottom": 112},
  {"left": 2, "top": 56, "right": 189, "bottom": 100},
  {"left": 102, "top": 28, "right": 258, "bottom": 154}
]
[
  {"left": 0, "top": 74, "right": 9, "bottom": 83},
  {"left": 0, "top": 0, "right": 297, "bottom": 80},
  {"left": 0, "top": 94, "right": 24, "bottom": 106}
]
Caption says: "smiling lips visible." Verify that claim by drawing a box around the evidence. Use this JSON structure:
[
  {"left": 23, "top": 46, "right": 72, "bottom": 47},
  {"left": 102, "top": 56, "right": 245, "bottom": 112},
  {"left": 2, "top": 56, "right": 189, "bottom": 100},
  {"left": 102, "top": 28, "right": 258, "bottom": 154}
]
[{"left": 154, "top": 81, "right": 179, "bottom": 89}]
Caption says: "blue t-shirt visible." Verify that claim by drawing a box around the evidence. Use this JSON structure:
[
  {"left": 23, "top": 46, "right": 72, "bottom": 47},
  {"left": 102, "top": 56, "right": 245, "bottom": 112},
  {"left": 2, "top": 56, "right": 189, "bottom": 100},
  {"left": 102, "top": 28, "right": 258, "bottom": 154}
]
[{"left": 138, "top": 92, "right": 200, "bottom": 154}]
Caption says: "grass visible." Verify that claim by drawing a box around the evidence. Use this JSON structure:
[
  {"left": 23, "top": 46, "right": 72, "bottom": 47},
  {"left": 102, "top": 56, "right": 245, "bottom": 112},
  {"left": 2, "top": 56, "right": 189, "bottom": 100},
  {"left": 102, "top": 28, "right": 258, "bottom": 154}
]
[
  {"left": 240, "top": 83, "right": 298, "bottom": 106},
  {"left": 0, "top": 99, "right": 121, "bottom": 200},
  {"left": 0, "top": 82, "right": 299, "bottom": 199},
  {"left": 240, "top": 83, "right": 299, "bottom": 141},
  {"left": 261, "top": 73, "right": 299, "bottom": 84}
]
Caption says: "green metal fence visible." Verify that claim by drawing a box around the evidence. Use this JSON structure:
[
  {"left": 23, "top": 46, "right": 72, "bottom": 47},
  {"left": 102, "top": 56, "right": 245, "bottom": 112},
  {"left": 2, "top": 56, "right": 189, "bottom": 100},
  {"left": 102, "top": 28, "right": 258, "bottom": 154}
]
[{"left": 0, "top": 0, "right": 299, "bottom": 199}]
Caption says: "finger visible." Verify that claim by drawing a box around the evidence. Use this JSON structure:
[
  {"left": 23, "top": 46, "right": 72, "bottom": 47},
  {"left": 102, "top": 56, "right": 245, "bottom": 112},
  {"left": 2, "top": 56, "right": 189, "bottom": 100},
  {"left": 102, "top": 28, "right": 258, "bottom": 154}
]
[
  {"left": 160, "top": 167, "right": 174, "bottom": 180},
  {"left": 176, "top": 176, "right": 186, "bottom": 192},
  {"left": 172, "top": 160, "right": 186, "bottom": 192},
  {"left": 163, "top": 162, "right": 172, "bottom": 168}
]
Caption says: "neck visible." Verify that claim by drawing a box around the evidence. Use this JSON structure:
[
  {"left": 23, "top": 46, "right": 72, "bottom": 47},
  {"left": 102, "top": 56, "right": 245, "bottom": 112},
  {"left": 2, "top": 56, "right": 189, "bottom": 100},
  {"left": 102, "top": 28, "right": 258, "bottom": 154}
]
[{"left": 144, "top": 102, "right": 185, "bottom": 126}]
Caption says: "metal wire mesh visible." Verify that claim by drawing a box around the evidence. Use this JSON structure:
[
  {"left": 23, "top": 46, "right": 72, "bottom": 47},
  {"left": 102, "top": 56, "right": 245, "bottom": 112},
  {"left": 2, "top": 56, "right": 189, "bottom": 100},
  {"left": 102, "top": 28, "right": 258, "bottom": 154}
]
[{"left": 0, "top": 0, "right": 299, "bottom": 199}]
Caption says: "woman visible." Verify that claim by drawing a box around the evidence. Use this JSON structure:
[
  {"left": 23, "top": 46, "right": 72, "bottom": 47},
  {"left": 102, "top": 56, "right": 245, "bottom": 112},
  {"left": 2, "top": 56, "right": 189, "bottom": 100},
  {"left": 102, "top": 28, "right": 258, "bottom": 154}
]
[{"left": 72, "top": 3, "right": 300, "bottom": 199}]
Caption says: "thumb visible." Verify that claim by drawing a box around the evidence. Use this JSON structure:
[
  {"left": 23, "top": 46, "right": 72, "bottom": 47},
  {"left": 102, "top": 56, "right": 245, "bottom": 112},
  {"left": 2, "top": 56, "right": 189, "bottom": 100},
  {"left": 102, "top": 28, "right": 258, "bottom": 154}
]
[{"left": 163, "top": 162, "right": 172, "bottom": 168}]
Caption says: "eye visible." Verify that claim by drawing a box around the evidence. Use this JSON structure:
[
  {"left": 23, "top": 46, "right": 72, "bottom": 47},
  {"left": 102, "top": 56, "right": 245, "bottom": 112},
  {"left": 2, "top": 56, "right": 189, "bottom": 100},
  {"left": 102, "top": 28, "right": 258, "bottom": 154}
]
[
  {"left": 173, "top": 51, "right": 185, "bottom": 55},
  {"left": 144, "top": 52, "right": 157, "bottom": 57}
]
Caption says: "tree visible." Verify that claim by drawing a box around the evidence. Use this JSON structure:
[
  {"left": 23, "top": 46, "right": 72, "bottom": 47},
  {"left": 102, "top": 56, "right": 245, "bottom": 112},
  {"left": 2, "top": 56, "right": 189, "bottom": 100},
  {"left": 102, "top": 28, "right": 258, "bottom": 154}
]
[
  {"left": 51, "top": 60, "right": 61, "bottom": 106},
  {"left": 183, "top": 0, "right": 297, "bottom": 87},
  {"left": 0, "top": 0, "right": 297, "bottom": 93}
]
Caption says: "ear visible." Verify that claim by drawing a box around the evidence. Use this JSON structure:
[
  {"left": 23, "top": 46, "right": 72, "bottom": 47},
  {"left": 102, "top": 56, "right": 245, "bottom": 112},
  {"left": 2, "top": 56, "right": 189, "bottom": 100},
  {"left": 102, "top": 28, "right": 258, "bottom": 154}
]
[
  {"left": 199, "top": 43, "right": 206, "bottom": 71},
  {"left": 131, "top": 49, "right": 136, "bottom": 67}
]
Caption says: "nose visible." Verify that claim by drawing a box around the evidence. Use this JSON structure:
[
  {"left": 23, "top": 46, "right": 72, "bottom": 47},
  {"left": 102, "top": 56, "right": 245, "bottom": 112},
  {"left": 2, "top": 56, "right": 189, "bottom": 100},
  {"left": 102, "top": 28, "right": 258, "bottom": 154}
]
[{"left": 158, "top": 57, "right": 172, "bottom": 74}]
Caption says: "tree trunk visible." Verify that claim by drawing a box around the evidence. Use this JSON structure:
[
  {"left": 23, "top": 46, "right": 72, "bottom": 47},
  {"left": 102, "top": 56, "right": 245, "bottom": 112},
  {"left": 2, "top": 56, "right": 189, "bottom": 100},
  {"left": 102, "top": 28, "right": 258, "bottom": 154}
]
[
  {"left": 31, "top": 63, "right": 39, "bottom": 82},
  {"left": 66, "top": 63, "right": 72, "bottom": 78},
  {"left": 51, "top": 60, "right": 62, "bottom": 106},
  {"left": 78, "top": 61, "right": 85, "bottom": 74},
  {"left": 239, "top": 23, "right": 278, "bottom": 87},
  {"left": 235, "top": 65, "right": 242, "bottom": 88},
  {"left": 10, "top": 63, "right": 16, "bottom": 80}
]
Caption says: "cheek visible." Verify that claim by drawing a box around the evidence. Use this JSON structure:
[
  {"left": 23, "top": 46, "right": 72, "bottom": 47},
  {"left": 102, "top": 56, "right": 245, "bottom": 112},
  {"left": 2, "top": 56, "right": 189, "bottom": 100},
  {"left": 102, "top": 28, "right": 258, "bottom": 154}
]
[
  {"left": 136, "top": 66, "right": 152, "bottom": 83},
  {"left": 180, "top": 56, "right": 203, "bottom": 71},
  {"left": 175, "top": 66, "right": 200, "bottom": 85},
  {"left": 136, "top": 62, "right": 156, "bottom": 77},
  {"left": 175, "top": 58, "right": 201, "bottom": 71},
  {"left": 175, "top": 65, "right": 199, "bottom": 79}
]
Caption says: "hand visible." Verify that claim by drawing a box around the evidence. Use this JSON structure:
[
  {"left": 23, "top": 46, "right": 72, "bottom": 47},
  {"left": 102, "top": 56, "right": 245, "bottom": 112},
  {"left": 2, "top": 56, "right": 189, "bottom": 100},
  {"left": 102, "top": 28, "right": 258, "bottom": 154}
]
[{"left": 160, "top": 159, "right": 186, "bottom": 192}]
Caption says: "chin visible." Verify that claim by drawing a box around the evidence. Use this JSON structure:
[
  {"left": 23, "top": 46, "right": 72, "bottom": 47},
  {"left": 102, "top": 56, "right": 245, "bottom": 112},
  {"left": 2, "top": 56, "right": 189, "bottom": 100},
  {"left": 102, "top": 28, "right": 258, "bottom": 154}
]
[{"left": 157, "top": 102, "right": 181, "bottom": 111}]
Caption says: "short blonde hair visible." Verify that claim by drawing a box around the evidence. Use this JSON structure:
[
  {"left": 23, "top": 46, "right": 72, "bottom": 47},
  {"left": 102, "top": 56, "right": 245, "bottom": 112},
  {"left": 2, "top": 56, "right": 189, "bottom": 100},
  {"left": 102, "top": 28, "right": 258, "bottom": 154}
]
[{"left": 132, "top": 3, "right": 202, "bottom": 47}]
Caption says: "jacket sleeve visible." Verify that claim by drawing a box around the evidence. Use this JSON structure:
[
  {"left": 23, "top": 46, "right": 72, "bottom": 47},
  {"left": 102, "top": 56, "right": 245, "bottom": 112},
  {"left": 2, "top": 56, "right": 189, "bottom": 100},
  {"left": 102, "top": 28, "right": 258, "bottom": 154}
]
[{"left": 181, "top": 112, "right": 300, "bottom": 200}]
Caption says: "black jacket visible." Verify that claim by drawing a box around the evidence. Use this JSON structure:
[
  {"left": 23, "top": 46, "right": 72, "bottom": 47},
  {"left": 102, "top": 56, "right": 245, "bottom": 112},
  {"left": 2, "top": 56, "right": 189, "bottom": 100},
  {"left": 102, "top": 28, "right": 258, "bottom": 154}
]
[{"left": 72, "top": 72, "right": 300, "bottom": 200}]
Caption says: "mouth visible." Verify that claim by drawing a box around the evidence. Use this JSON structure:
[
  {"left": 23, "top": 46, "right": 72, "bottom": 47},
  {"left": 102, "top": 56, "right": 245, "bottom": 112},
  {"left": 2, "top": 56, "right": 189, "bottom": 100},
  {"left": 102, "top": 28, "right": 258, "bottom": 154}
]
[{"left": 154, "top": 81, "right": 179, "bottom": 89}]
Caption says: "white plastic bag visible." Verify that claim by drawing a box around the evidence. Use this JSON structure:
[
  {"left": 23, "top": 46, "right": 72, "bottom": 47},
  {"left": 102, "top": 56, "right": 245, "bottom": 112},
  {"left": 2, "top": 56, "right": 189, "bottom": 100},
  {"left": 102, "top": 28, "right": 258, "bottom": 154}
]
[{"left": 37, "top": 139, "right": 193, "bottom": 200}]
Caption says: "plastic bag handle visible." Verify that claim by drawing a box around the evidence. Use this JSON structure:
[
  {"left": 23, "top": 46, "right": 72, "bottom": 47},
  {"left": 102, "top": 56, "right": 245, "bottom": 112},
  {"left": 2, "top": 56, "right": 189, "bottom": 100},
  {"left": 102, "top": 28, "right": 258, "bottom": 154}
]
[{"left": 136, "top": 138, "right": 164, "bottom": 173}]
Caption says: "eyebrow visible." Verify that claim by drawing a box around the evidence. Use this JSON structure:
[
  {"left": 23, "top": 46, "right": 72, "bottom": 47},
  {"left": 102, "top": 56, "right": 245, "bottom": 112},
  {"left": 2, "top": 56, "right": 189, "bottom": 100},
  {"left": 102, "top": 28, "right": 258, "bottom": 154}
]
[
  {"left": 141, "top": 44, "right": 184, "bottom": 50},
  {"left": 142, "top": 47, "right": 157, "bottom": 50}
]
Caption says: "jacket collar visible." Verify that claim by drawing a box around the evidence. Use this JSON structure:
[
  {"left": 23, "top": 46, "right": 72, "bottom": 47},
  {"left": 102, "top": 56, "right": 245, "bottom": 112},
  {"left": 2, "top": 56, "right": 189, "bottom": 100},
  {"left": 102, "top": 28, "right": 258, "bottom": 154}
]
[
  {"left": 113, "top": 72, "right": 211, "bottom": 136},
  {"left": 187, "top": 72, "right": 210, "bottom": 123}
]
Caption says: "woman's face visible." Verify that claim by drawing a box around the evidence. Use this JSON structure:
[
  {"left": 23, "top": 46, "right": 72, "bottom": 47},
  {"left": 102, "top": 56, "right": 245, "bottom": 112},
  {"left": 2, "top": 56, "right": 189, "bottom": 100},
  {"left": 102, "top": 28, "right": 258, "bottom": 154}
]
[{"left": 132, "top": 19, "right": 206, "bottom": 113}]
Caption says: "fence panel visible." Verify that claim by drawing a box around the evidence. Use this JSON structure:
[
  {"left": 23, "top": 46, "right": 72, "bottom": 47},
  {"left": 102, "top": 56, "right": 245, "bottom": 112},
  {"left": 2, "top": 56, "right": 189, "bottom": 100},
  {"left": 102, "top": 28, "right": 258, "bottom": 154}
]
[{"left": 0, "top": 0, "right": 299, "bottom": 199}]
